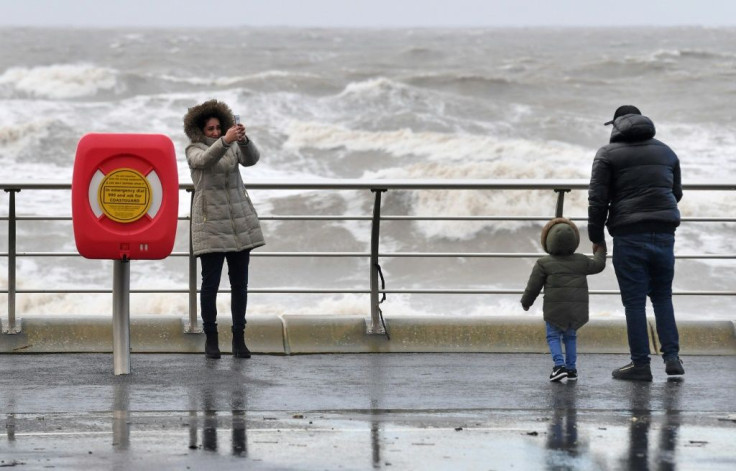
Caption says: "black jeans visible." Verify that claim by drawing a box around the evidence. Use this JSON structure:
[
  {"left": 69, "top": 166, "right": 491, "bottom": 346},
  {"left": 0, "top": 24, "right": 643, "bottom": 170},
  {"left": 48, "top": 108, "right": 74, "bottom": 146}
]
[{"left": 199, "top": 250, "right": 251, "bottom": 332}]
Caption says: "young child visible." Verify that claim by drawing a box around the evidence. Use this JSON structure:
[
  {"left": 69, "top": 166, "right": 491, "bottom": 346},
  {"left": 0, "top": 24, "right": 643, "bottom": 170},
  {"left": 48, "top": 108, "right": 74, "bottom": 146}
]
[{"left": 521, "top": 217, "right": 606, "bottom": 382}]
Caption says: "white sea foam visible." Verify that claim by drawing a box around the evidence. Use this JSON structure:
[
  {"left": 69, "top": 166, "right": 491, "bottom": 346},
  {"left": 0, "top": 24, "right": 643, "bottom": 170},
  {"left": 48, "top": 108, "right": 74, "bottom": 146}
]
[
  {"left": 366, "top": 160, "right": 589, "bottom": 240},
  {"left": 156, "top": 74, "right": 246, "bottom": 87},
  {"left": 651, "top": 48, "right": 736, "bottom": 61},
  {"left": 339, "top": 77, "right": 404, "bottom": 97},
  {"left": 158, "top": 70, "right": 319, "bottom": 87},
  {"left": 5, "top": 291, "right": 190, "bottom": 317},
  {"left": 334, "top": 76, "right": 447, "bottom": 115},
  {"left": 0, "top": 120, "right": 51, "bottom": 147},
  {"left": 284, "top": 120, "right": 590, "bottom": 167},
  {"left": 0, "top": 64, "right": 122, "bottom": 99}
]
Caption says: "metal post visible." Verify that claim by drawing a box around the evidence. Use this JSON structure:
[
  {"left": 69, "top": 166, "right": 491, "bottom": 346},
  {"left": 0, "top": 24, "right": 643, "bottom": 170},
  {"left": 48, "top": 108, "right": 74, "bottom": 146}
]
[
  {"left": 112, "top": 259, "right": 131, "bottom": 375},
  {"left": 554, "top": 189, "right": 570, "bottom": 218},
  {"left": 4, "top": 189, "right": 20, "bottom": 334},
  {"left": 367, "top": 189, "right": 387, "bottom": 335},
  {"left": 185, "top": 189, "right": 201, "bottom": 333}
]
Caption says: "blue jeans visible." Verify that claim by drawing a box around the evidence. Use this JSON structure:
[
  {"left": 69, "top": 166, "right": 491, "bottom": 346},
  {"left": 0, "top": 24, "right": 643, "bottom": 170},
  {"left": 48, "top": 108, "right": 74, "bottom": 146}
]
[
  {"left": 612, "top": 233, "right": 680, "bottom": 365},
  {"left": 199, "top": 250, "right": 251, "bottom": 333},
  {"left": 546, "top": 322, "right": 577, "bottom": 370}
]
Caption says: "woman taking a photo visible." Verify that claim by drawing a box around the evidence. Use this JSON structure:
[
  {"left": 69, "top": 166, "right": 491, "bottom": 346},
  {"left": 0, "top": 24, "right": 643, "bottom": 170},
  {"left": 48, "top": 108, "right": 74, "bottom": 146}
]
[{"left": 183, "top": 99, "right": 265, "bottom": 359}]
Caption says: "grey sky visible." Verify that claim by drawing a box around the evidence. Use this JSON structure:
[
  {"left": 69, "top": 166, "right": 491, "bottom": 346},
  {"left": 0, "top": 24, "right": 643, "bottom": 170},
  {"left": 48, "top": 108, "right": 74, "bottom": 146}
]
[{"left": 3, "top": 0, "right": 736, "bottom": 28}]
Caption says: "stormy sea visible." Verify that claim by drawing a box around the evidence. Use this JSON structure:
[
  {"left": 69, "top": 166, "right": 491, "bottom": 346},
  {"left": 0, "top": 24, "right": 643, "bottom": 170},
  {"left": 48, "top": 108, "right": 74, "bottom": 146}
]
[{"left": 1, "top": 26, "right": 735, "bottom": 321}]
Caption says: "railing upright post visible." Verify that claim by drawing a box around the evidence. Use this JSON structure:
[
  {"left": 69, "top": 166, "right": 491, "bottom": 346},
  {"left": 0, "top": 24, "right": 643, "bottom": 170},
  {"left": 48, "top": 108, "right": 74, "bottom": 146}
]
[
  {"left": 185, "top": 189, "right": 201, "bottom": 333},
  {"left": 554, "top": 189, "right": 571, "bottom": 218},
  {"left": 4, "top": 189, "right": 20, "bottom": 334},
  {"left": 112, "top": 259, "right": 131, "bottom": 375},
  {"left": 367, "top": 189, "right": 387, "bottom": 335}
]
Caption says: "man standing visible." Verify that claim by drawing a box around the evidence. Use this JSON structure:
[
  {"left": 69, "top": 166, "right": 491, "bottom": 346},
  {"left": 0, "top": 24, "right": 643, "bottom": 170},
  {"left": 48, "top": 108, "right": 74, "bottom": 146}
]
[{"left": 588, "top": 105, "right": 685, "bottom": 381}]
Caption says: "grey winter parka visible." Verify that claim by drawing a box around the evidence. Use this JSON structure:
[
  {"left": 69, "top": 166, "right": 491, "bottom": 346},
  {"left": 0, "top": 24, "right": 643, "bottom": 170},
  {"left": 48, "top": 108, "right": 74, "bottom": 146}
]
[
  {"left": 520, "top": 218, "right": 606, "bottom": 330},
  {"left": 183, "top": 100, "right": 265, "bottom": 256}
]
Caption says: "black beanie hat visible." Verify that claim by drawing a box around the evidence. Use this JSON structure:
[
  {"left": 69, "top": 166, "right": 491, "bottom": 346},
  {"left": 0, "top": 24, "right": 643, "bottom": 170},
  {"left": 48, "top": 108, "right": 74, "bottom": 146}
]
[{"left": 604, "top": 105, "right": 641, "bottom": 125}]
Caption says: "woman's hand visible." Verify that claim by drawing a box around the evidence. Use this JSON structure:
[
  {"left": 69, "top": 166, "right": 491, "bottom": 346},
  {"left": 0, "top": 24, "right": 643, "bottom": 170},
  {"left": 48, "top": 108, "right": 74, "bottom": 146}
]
[
  {"left": 235, "top": 123, "right": 247, "bottom": 142},
  {"left": 223, "top": 125, "right": 246, "bottom": 144}
]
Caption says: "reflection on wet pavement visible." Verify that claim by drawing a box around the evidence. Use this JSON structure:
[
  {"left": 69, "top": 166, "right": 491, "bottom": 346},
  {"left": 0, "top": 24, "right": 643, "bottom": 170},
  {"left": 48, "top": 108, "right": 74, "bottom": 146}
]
[
  {"left": 618, "top": 379, "right": 683, "bottom": 471},
  {"left": 1, "top": 354, "right": 734, "bottom": 470},
  {"left": 545, "top": 383, "right": 582, "bottom": 469}
]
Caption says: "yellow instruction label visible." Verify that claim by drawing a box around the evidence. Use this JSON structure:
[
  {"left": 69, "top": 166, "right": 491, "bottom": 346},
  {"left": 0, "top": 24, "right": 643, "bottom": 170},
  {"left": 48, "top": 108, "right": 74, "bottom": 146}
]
[{"left": 98, "top": 168, "right": 152, "bottom": 223}]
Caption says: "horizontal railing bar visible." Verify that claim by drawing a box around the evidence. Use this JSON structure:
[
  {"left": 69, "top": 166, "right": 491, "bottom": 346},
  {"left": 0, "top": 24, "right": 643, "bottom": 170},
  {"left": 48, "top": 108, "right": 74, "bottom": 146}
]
[
  {"left": 1, "top": 289, "right": 371, "bottom": 294},
  {"left": 387, "top": 217, "right": 735, "bottom": 222},
  {"left": 2, "top": 251, "right": 372, "bottom": 258},
  {"left": 381, "top": 253, "right": 736, "bottom": 259},
  {"left": 0, "top": 217, "right": 70, "bottom": 221},
  {"left": 384, "top": 289, "right": 736, "bottom": 295},
  {"left": 3, "top": 252, "right": 736, "bottom": 260},
  {"left": 2, "top": 179, "right": 736, "bottom": 191},
  {"left": 2, "top": 289, "right": 735, "bottom": 296},
  {"left": 0, "top": 216, "right": 193, "bottom": 221},
  {"left": 3, "top": 215, "right": 735, "bottom": 223},
  {"left": 260, "top": 216, "right": 370, "bottom": 221}
]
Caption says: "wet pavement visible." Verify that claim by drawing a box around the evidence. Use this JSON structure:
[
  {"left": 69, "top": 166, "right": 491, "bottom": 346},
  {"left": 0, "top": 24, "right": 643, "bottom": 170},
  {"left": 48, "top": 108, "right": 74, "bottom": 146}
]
[{"left": 1, "top": 353, "right": 735, "bottom": 470}]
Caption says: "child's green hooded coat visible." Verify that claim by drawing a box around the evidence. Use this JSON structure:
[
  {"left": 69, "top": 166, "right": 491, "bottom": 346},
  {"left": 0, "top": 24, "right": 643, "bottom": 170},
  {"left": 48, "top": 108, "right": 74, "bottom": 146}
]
[{"left": 520, "top": 218, "right": 606, "bottom": 330}]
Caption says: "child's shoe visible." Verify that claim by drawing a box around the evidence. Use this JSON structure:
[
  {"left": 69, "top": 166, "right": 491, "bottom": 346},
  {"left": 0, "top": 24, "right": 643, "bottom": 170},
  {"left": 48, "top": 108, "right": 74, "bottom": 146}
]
[
  {"left": 566, "top": 369, "right": 577, "bottom": 381},
  {"left": 549, "top": 366, "right": 567, "bottom": 382}
]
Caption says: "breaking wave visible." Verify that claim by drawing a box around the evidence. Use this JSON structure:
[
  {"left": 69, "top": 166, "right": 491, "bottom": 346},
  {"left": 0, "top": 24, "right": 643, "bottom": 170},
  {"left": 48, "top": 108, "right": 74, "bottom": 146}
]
[{"left": 0, "top": 64, "right": 122, "bottom": 99}]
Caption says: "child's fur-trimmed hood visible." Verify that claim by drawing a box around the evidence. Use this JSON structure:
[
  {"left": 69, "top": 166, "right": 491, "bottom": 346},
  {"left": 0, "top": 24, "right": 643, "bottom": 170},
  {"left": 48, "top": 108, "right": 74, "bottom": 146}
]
[{"left": 541, "top": 217, "right": 580, "bottom": 255}]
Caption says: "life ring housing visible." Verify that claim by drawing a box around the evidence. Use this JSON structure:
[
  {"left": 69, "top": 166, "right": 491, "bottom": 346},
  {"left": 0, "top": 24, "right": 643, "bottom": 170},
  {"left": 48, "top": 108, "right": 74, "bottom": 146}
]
[{"left": 72, "top": 133, "right": 179, "bottom": 260}]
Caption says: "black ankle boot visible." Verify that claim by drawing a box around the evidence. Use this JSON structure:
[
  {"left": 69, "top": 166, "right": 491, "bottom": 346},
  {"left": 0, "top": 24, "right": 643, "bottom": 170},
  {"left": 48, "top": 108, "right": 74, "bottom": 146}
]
[
  {"left": 232, "top": 326, "right": 251, "bottom": 359},
  {"left": 204, "top": 331, "right": 221, "bottom": 359}
]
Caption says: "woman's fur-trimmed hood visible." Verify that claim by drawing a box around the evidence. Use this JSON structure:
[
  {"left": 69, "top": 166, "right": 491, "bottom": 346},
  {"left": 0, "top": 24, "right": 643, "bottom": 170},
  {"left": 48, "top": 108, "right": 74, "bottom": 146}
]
[
  {"left": 183, "top": 99, "right": 236, "bottom": 143},
  {"left": 541, "top": 217, "right": 580, "bottom": 255}
]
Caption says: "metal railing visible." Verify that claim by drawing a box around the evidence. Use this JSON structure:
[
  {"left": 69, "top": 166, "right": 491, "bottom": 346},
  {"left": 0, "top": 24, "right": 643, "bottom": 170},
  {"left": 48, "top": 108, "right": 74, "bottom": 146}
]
[{"left": 3, "top": 180, "right": 736, "bottom": 336}]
